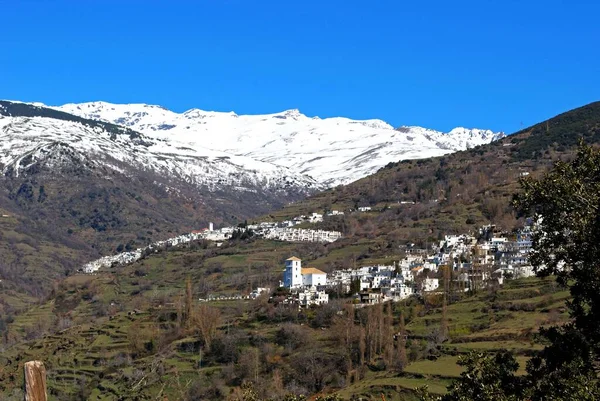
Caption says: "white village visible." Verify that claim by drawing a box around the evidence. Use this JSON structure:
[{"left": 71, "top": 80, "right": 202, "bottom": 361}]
[
  {"left": 273, "top": 221, "right": 535, "bottom": 307},
  {"left": 81, "top": 207, "right": 537, "bottom": 309},
  {"left": 81, "top": 213, "right": 342, "bottom": 273}
]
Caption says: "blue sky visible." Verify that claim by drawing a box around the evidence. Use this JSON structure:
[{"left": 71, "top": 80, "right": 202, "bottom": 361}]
[{"left": 1, "top": 0, "right": 598, "bottom": 133}]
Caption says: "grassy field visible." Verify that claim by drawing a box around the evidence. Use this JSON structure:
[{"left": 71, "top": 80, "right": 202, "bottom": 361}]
[{"left": 335, "top": 370, "right": 449, "bottom": 401}]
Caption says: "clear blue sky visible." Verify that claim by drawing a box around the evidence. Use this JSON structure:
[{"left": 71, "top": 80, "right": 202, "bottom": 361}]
[{"left": 1, "top": 0, "right": 598, "bottom": 133}]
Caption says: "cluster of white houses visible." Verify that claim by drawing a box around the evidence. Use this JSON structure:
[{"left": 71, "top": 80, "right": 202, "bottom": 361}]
[
  {"left": 264, "top": 228, "right": 342, "bottom": 242},
  {"left": 82, "top": 231, "right": 210, "bottom": 273},
  {"left": 279, "top": 223, "right": 537, "bottom": 306},
  {"left": 204, "top": 220, "right": 342, "bottom": 243},
  {"left": 82, "top": 218, "right": 342, "bottom": 273},
  {"left": 281, "top": 257, "right": 420, "bottom": 306}
]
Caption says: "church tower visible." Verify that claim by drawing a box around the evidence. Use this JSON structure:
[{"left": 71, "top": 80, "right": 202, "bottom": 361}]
[{"left": 284, "top": 256, "right": 302, "bottom": 288}]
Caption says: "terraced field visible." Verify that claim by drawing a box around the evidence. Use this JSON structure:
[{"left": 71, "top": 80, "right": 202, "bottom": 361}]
[
  {"left": 0, "top": 240, "right": 571, "bottom": 400},
  {"left": 333, "top": 277, "right": 570, "bottom": 399}
]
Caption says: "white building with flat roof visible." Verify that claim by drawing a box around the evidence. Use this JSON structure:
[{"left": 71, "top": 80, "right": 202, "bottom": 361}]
[{"left": 298, "top": 289, "right": 329, "bottom": 307}]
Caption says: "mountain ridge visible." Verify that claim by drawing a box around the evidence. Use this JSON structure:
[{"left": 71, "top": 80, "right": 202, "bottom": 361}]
[
  {"left": 0, "top": 101, "right": 320, "bottom": 300},
  {"left": 0, "top": 100, "right": 321, "bottom": 193},
  {"left": 264, "top": 101, "right": 600, "bottom": 247},
  {"left": 0, "top": 99, "right": 506, "bottom": 301},
  {"left": 51, "top": 101, "right": 505, "bottom": 186}
]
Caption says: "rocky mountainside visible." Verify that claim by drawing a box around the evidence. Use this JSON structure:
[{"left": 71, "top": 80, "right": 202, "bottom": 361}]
[{"left": 55, "top": 101, "right": 505, "bottom": 186}]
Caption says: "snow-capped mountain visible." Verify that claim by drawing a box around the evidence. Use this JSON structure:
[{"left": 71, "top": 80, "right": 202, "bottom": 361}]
[
  {"left": 0, "top": 101, "right": 320, "bottom": 195},
  {"left": 54, "top": 102, "right": 505, "bottom": 187}
]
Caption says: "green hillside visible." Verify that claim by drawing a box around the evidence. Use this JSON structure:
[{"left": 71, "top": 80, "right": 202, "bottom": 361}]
[
  {"left": 1, "top": 102, "right": 597, "bottom": 400},
  {"left": 0, "top": 238, "right": 569, "bottom": 400}
]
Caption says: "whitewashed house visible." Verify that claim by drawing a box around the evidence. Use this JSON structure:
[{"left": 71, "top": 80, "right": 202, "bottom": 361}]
[
  {"left": 372, "top": 275, "right": 385, "bottom": 289},
  {"left": 302, "top": 267, "right": 327, "bottom": 287},
  {"left": 359, "top": 278, "right": 371, "bottom": 291},
  {"left": 250, "top": 287, "right": 271, "bottom": 299},
  {"left": 390, "top": 283, "right": 413, "bottom": 300},
  {"left": 421, "top": 277, "right": 439, "bottom": 292},
  {"left": 298, "top": 289, "right": 329, "bottom": 307},
  {"left": 423, "top": 261, "right": 439, "bottom": 273},
  {"left": 327, "top": 210, "right": 344, "bottom": 216},
  {"left": 308, "top": 213, "right": 324, "bottom": 223}
]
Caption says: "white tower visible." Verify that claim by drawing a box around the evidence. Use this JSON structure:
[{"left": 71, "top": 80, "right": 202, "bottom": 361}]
[
  {"left": 283, "top": 257, "right": 302, "bottom": 288},
  {"left": 209, "top": 222, "right": 214, "bottom": 231}
]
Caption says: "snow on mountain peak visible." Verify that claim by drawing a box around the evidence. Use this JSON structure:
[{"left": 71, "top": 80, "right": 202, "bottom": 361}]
[
  {"left": 49, "top": 101, "right": 504, "bottom": 187},
  {"left": 182, "top": 108, "right": 205, "bottom": 119},
  {"left": 0, "top": 101, "right": 321, "bottom": 196},
  {"left": 269, "top": 109, "right": 304, "bottom": 121}
]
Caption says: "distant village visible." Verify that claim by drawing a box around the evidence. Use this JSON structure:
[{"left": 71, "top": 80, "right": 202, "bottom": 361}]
[
  {"left": 81, "top": 208, "right": 537, "bottom": 310},
  {"left": 269, "top": 222, "right": 536, "bottom": 307},
  {"left": 81, "top": 213, "right": 343, "bottom": 273}
]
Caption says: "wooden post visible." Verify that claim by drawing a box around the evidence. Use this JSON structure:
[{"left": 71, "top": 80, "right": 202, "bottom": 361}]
[{"left": 24, "top": 361, "right": 47, "bottom": 401}]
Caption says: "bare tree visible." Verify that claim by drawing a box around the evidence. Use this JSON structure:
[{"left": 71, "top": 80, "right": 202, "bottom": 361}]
[
  {"left": 383, "top": 303, "right": 394, "bottom": 367},
  {"left": 359, "top": 325, "right": 366, "bottom": 368},
  {"left": 397, "top": 310, "right": 408, "bottom": 371},
  {"left": 193, "top": 304, "right": 221, "bottom": 349},
  {"left": 184, "top": 277, "right": 193, "bottom": 329},
  {"left": 440, "top": 266, "right": 450, "bottom": 342}
]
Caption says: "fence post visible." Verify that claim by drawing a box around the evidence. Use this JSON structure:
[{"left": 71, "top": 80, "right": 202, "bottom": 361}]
[{"left": 24, "top": 361, "right": 47, "bottom": 401}]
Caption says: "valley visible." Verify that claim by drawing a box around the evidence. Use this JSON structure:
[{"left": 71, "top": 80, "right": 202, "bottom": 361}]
[
  {"left": 4, "top": 1, "right": 599, "bottom": 399},
  {"left": 0, "top": 100, "right": 598, "bottom": 400}
]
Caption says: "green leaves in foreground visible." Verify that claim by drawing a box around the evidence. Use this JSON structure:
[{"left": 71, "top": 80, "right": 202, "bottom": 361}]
[{"left": 417, "top": 351, "right": 524, "bottom": 401}]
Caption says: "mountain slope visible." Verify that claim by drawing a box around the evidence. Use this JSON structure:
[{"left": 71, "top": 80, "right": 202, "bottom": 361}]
[
  {"left": 0, "top": 101, "right": 319, "bottom": 300},
  {"left": 266, "top": 101, "right": 600, "bottom": 246},
  {"left": 54, "top": 101, "right": 505, "bottom": 187}
]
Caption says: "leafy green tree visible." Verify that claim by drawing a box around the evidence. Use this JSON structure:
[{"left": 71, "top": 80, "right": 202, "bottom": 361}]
[
  {"left": 417, "top": 351, "right": 524, "bottom": 401},
  {"left": 420, "top": 143, "right": 600, "bottom": 400},
  {"left": 514, "top": 142, "right": 600, "bottom": 400}
]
